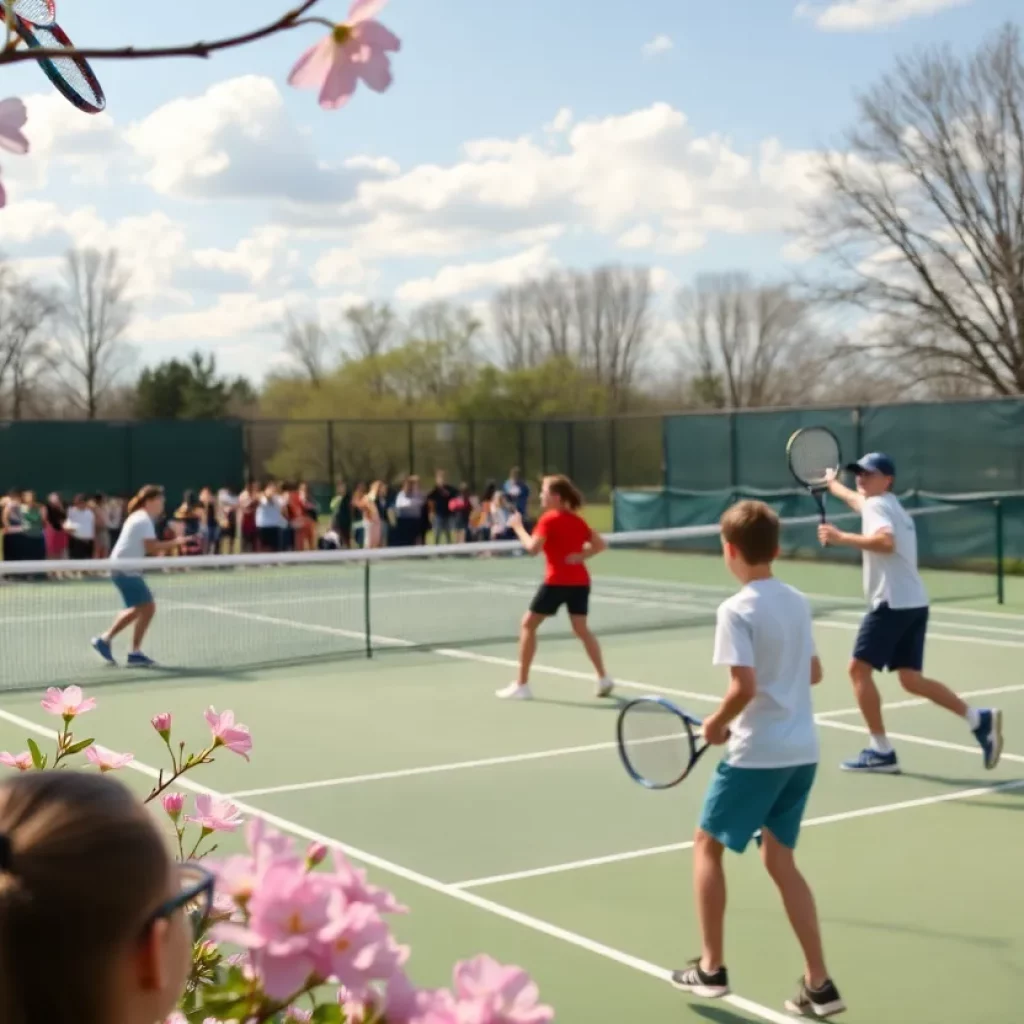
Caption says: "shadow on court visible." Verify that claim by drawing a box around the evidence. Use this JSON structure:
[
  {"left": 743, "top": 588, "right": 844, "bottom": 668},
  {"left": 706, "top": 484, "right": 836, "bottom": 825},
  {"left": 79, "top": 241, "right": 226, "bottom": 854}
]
[{"left": 690, "top": 1003, "right": 780, "bottom": 1024}]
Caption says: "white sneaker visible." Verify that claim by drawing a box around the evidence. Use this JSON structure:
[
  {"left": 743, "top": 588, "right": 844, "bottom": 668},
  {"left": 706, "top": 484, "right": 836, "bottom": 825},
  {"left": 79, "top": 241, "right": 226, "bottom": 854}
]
[
  {"left": 496, "top": 682, "right": 533, "bottom": 700},
  {"left": 596, "top": 677, "right": 615, "bottom": 698}
]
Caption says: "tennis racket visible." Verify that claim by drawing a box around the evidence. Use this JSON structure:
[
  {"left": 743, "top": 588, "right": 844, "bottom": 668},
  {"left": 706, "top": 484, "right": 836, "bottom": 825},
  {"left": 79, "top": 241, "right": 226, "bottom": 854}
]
[
  {"left": 786, "top": 426, "right": 841, "bottom": 524},
  {"left": 0, "top": 1, "right": 56, "bottom": 27},
  {"left": 616, "top": 696, "right": 711, "bottom": 790},
  {"left": 7, "top": 16, "right": 105, "bottom": 114}
]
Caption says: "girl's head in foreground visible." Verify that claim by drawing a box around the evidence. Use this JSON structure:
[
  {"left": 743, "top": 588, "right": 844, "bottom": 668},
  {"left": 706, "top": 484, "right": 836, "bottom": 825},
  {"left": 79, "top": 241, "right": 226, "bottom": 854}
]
[
  {"left": 720, "top": 500, "right": 780, "bottom": 581},
  {"left": 540, "top": 475, "right": 582, "bottom": 512},
  {"left": 0, "top": 772, "right": 193, "bottom": 1024}
]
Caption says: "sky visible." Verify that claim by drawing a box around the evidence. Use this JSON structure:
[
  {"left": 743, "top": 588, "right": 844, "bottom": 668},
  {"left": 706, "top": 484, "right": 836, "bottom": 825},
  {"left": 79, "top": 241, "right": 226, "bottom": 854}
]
[{"left": 0, "top": 0, "right": 1019, "bottom": 381}]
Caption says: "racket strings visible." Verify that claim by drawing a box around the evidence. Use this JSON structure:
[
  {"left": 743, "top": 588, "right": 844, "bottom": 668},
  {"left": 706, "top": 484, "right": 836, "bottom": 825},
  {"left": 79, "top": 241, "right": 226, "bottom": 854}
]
[
  {"left": 620, "top": 703, "right": 695, "bottom": 787},
  {"left": 789, "top": 430, "right": 840, "bottom": 487}
]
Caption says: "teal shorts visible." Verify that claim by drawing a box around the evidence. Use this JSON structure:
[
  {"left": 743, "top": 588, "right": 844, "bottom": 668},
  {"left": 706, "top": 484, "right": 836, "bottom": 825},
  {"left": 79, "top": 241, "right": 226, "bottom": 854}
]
[
  {"left": 112, "top": 574, "right": 153, "bottom": 608},
  {"left": 699, "top": 761, "right": 817, "bottom": 854}
]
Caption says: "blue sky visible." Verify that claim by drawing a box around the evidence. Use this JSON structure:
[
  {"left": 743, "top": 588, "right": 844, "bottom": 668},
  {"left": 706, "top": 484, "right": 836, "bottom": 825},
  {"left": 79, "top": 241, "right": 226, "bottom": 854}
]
[{"left": 1, "top": 0, "right": 1019, "bottom": 379}]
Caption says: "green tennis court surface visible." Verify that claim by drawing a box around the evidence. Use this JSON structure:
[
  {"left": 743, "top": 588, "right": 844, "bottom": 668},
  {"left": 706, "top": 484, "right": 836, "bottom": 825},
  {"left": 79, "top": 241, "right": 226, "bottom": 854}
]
[{"left": 1, "top": 554, "right": 1021, "bottom": 1021}]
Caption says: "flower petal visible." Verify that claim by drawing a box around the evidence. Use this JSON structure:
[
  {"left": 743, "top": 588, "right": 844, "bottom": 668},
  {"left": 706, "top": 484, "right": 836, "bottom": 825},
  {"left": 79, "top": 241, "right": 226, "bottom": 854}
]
[
  {"left": 356, "top": 50, "right": 393, "bottom": 92},
  {"left": 348, "top": 0, "right": 389, "bottom": 25},
  {"left": 288, "top": 36, "right": 339, "bottom": 91},
  {"left": 319, "top": 57, "right": 359, "bottom": 110},
  {"left": 357, "top": 21, "right": 401, "bottom": 53}
]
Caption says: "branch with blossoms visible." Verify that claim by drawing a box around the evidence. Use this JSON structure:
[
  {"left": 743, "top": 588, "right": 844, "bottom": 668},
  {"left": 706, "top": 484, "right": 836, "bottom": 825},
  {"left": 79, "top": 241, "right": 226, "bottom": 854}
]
[
  {"left": 0, "top": 684, "right": 555, "bottom": 1023},
  {"left": 0, "top": 0, "right": 401, "bottom": 208}
]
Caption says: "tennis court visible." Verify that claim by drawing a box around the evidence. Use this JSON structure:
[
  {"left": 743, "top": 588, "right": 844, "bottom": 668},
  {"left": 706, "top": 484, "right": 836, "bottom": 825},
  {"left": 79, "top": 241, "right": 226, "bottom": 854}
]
[{"left": 0, "top": 538, "right": 1021, "bottom": 1022}]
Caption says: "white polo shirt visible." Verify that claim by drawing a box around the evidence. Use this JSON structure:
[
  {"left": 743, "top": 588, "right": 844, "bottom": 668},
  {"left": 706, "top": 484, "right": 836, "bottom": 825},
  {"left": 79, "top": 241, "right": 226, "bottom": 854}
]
[
  {"left": 861, "top": 493, "right": 928, "bottom": 610},
  {"left": 712, "top": 577, "right": 820, "bottom": 769}
]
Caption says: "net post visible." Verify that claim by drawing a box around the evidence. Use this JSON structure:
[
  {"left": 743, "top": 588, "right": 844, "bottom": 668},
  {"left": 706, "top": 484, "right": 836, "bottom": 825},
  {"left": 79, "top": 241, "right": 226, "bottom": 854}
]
[
  {"left": 994, "top": 499, "right": 1004, "bottom": 605},
  {"left": 364, "top": 556, "right": 373, "bottom": 658}
]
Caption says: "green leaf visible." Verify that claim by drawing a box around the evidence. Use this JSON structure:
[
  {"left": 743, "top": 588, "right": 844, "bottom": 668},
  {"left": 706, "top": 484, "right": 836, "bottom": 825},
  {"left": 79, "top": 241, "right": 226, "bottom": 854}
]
[
  {"left": 64, "top": 737, "right": 95, "bottom": 756},
  {"left": 27, "top": 738, "right": 45, "bottom": 770},
  {"left": 312, "top": 1005, "right": 344, "bottom": 1024}
]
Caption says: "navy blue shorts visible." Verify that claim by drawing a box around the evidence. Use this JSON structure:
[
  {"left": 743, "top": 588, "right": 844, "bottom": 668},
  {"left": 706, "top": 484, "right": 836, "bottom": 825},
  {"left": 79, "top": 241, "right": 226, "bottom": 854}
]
[{"left": 853, "top": 603, "right": 928, "bottom": 672}]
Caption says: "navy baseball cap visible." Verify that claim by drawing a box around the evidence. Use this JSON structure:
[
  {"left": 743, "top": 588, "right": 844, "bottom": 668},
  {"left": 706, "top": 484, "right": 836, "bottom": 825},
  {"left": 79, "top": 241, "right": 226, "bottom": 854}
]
[{"left": 846, "top": 452, "right": 896, "bottom": 477}]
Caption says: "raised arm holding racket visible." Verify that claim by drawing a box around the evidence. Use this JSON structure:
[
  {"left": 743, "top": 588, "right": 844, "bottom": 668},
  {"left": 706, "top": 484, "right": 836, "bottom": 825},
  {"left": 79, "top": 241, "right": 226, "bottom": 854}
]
[
  {"left": 618, "top": 500, "right": 845, "bottom": 1018},
  {"left": 786, "top": 426, "right": 842, "bottom": 523}
]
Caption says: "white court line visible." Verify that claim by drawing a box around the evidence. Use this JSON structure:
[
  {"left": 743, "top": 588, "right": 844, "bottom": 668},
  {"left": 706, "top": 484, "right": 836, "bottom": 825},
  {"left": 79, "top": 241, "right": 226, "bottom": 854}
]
[
  {"left": 0, "top": 705, "right": 794, "bottom": 1024},
  {"left": 451, "top": 776, "right": 1024, "bottom": 889},
  {"left": 230, "top": 682, "right": 1024, "bottom": 799},
  {"left": 816, "top": 683, "right": 1024, "bottom": 719},
  {"left": 814, "top": 619, "right": 1024, "bottom": 650},
  {"left": 229, "top": 734, "right": 674, "bottom": 800}
]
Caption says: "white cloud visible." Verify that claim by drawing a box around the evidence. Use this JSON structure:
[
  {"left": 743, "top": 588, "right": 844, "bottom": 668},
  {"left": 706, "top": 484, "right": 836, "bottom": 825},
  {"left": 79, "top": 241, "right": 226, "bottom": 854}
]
[
  {"left": 124, "top": 76, "right": 389, "bottom": 202},
  {"left": 544, "top": 108, "right": 573, "bottom": 134},
  {"left": 339, "top": 104, "right": 824, "bottom": 260},
  {"left": 795, "top": 0, "right": 972, "bottom": 31},
  {"left": 618, "top": 223, "right": 657, "bottom": 249},
  {"left": 311, "top": 248, "right": 379, "bottom": 289},
  {"left": 642, "top": 34, "right": 674, "bottom": 58},
  {"left": 133, "top": 292, "right": 296, "bottom": 343},
  {"left": 395, "top": 245, "right": 557, "bottom": 303},
  {"left": 193, "top": 227, "right": 299, "bottom": 287}
]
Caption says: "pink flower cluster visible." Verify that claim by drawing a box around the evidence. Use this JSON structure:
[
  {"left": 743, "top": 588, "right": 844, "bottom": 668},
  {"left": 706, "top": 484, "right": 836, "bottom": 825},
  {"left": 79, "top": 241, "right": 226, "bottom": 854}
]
[{"left": 209, "top": 822, "right": 553, "bottom": 1023}]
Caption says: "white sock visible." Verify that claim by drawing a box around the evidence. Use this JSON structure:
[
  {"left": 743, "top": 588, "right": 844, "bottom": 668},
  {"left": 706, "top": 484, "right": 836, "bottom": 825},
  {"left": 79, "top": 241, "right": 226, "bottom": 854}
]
[
  {"left": 870, "top": 734, "right": 893, "bottom": 755},
  {"left": 965, "top": 707, "right": 981, "bottom": 730}
]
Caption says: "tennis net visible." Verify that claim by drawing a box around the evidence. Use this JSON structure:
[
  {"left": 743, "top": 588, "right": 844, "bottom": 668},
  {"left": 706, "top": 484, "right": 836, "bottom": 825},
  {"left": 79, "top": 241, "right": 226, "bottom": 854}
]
[{"left": 0, "top": 504, "right": 997, "bottom": 691}]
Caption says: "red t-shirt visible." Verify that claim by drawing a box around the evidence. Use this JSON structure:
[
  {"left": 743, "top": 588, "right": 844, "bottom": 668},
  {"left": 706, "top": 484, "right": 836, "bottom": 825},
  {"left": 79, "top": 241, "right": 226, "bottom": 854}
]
[{"left": 534, "top": 509, "right": 593, "bottom": 587}]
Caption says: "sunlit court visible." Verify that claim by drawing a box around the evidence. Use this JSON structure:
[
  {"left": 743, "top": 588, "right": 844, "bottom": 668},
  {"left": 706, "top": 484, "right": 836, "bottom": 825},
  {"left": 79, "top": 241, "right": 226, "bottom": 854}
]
[{"left": 1, "top": 532, "right": 1021, "bottom": 1022}]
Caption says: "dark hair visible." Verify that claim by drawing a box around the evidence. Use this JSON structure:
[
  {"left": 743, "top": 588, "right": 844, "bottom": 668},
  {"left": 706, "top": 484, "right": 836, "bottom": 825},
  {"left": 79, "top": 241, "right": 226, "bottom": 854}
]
[
  {"left": 543, "top": 474, "right": 583, "bottom": 511},
  {"left": 0, "top": 772, "right": 172, "bottom": 1024},
  {"left": 127, "top": 485, "right": 164, "bottom": 515},
  {"left": 720, "top": 500, "right": 779, "bottom": 565}
]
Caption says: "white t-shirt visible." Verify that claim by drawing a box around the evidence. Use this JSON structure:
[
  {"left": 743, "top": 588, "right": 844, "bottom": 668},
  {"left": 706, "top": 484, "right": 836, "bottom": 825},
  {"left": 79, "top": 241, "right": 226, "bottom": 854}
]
[
  {"left": 256, "top": 496, "right": 285, "bottom": 529},
  {"left": 65, "top": 506, "right": 95, "bottom": 541},
  {"left": 712, "top": 578, "right": 820, "bottom": 769},
  {"left": 111, "top": 509, "right": 157, "bottom": 574},
  {"left": 861, "top": 493, "right": 928, "bottom": 610}
]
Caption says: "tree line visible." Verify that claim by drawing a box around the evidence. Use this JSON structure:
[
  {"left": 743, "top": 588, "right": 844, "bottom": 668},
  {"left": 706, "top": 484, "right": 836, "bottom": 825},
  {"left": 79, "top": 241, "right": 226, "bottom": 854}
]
[{"left": 3, "top": 22, "right": 1023, "bottom": 423}]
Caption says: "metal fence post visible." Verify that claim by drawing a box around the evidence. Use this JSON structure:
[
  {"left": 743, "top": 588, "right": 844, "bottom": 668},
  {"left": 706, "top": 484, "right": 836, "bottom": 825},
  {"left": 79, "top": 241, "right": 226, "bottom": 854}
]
[{"left": 995, "top": 499, "right": 1005, "bottom": 605}]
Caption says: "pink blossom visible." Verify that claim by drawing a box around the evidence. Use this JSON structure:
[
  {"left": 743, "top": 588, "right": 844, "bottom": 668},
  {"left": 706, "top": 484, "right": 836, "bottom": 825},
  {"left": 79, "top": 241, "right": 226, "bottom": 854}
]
[
  {"left": 306, "top": 841, "right": 328, "bottom": 868},
  {"left": 162, "top": 792, "right": 185, "bottom": 821},
  {"left": 204, "top": 706, "right": 253, "bottom": 761},
  {"left": 453, "top": 956, "right": 553, "bottom": 1024},
  {"left": 85, "top": 745, "right": 134, "bottom": 773},
  {"left": 0, "top": 97, "right": 28, "bottom": 212},
  {"left": 317, "top": 896, "right": 408, "bottom": 999},
  {"left": 151, "top": 712, "right": 172, "bottom": 739},
  {"left": 186, "top": 794, "right": 244, "bottom": 833},
  {"left": 379, "top": 970, "right": 460, "bottom": 1024},
  {"left": 214, "top": 862, "right": 333, "bottom": 999},
  {"left": 212, "top": 853, "right": 262, "bottom": 906},
  {"left": 287, "top": 0, "right": 401, "bottom": 110},
  {"left": 328, "top": 849, "right": 407, "bottom": 915},
  {"left": 0, "top": 751, "right": 33, "bottom": 771},
  {"left": 40, "top": 685, "right": 96, "bottom": 720}
]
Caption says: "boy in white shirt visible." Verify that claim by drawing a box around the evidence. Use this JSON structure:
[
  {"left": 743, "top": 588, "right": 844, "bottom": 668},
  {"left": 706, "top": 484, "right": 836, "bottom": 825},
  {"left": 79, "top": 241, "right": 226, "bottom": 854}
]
[
  {"left": 820, "top": 452, "right": 1002, "bottom": 774},
  {"left": 672, "top": 500, "right": 845, "bottom": 1019}
]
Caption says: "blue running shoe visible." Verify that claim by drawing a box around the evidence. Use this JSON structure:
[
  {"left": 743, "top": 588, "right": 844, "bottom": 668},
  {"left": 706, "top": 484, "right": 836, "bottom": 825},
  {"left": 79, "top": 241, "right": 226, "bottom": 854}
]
[
  {"left": 126, "top": 651, "right": 156, "bottom": 668},
  {"left": 973, "top": 709, "right": 1003, "bottom": 770},
  {"left": 91, "top": 636, "right": 116, "bottom": 666},
  {"left": 840, "top": 748, "right": 900, "bottom": 774}
]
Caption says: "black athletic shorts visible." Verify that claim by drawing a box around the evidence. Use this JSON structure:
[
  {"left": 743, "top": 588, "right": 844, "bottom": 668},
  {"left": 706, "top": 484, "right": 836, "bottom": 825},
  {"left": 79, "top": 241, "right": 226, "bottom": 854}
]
[{"left": 529, "top": 584, "right": 590, "bottom": 617}]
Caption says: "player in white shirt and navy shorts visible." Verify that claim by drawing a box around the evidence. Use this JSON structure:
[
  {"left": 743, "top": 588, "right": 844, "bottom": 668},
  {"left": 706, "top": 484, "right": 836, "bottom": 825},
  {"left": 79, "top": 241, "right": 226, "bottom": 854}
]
[
  {"left": 820, "top": 452, "right": 1003, "bottom": 774},
  {"left": 671, "top": 500, "right": 845, "bottom": 1020}
]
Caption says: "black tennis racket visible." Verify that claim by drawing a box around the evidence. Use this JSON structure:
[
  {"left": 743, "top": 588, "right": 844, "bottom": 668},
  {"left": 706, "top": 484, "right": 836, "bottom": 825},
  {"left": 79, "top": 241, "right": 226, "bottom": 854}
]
[
  {"left": 786, "top": 426, "right": 841, "bottom": 524},
  {"left": 616, "top": 696, "right": 711, "bottom": 790}
]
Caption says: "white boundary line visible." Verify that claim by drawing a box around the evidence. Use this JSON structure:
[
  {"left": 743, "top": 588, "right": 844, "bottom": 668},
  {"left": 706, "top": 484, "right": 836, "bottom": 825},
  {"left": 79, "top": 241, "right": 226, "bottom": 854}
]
[
  {"left": 451, "top": 777, "right": 1024, "bottom": 889},
  {"left": 229, "top": 683, "right": 1024, "bottom": 799},
  {"left": 0, "top": 705, "right": 794, "bottom": 1024}
]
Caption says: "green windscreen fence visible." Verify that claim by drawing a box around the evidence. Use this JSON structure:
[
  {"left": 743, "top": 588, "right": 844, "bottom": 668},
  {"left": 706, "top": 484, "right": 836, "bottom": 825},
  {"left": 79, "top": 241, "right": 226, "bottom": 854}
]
[
  {"left": 613, "top": 487, "right": 1024, "bottom": 603},
  {"left": 0, "top": 421, "right": 244, "bottom": 500},
  {"left": 664, "top": 399, "right": 1024, "bottom": 492}
]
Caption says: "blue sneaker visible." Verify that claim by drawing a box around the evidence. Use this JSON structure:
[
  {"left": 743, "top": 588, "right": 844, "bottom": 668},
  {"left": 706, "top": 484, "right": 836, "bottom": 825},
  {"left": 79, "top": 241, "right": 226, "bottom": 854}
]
[
  {"left": 126, "top": 651, "right": 156, "bottom": 668},
  {"left": 973, "top": 709, "right": 1003, "bottom": 770},
  {"left": 840, "top": 748, "right": 900, "bottom": 773},
  {"left": 91, "top": 636, "right": 116, "bottom": 666}
]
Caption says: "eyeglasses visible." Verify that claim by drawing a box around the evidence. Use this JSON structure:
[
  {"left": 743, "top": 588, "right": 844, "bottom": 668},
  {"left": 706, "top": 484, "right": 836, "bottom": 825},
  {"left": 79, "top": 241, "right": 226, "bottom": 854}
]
[{"left": 148, "top": 862, "right": 216, "bottom": 939}]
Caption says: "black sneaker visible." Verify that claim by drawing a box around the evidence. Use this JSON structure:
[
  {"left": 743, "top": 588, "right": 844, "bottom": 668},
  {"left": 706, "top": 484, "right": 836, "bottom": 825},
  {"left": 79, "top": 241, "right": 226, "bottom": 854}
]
[
  {"left": 784, "top": 977, "right": 846, "bottom": 1018},
  {"left": 670, "top": 958, "right": 729, "bottom": 998}
]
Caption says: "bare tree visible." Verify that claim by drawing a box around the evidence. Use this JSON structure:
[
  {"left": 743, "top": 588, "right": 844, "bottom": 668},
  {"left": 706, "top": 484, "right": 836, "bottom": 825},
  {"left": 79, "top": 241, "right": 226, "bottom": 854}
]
[
  {"left": 0, "top": 265, "right": 58, "bottom": 419},
  {"left": 343, "top": 301, "right": 397, "bottom": 360},
  {"left": 491, "top": 273, "right": 575, "bottom": 371},
  {"left": 806, "top": 22, "right": 1024, "bottom": 395},
  {"left": 282, "top": 312, "right": 332, "bottom": 385},
  {"left": 570, "top": 265, "right": 654, "bottom": 410},
  {"left": 406, "top": 301, "right": 481, "bottom": 350},
  {"left": 675, "top": 273, "right": 830, "bottom": 408},
  {"left": 53, "top": 248, "right": 134, "bottom": 418}
]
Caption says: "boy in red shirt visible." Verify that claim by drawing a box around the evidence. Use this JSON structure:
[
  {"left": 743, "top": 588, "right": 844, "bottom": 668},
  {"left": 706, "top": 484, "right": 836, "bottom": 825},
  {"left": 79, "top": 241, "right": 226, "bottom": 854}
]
[{"left": 501, "top": 475, "right": 614, "bottom": 700}]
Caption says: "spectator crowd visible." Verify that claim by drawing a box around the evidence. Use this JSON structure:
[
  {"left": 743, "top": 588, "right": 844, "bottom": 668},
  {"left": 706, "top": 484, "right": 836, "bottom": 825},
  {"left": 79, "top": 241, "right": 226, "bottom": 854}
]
[{"left": 0, "top": 467, "right": 534, "bottom": 562}]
